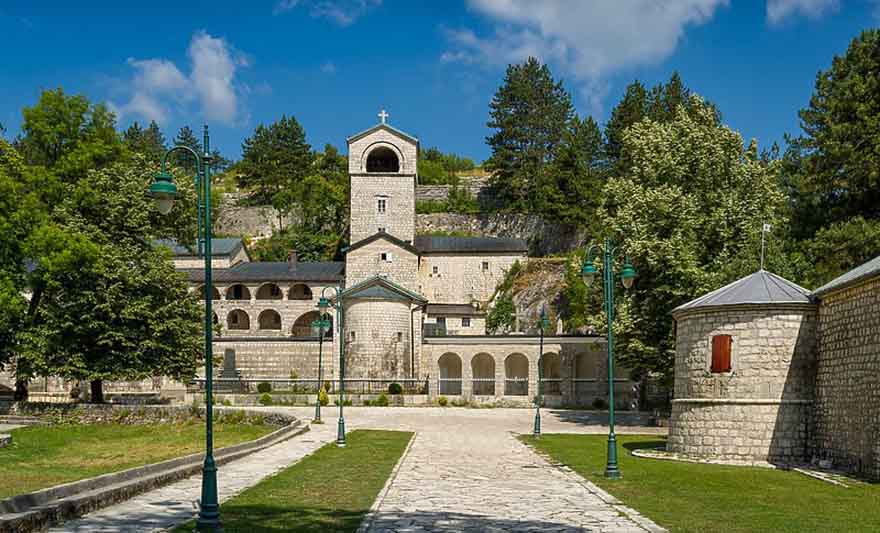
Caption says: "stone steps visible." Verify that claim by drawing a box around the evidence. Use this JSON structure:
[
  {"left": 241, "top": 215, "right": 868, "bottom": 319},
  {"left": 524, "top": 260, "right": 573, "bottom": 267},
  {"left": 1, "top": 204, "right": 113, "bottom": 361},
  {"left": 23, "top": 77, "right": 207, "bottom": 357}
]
[{"left": 0, "top": 418, "right": 309, "bottom": 533}]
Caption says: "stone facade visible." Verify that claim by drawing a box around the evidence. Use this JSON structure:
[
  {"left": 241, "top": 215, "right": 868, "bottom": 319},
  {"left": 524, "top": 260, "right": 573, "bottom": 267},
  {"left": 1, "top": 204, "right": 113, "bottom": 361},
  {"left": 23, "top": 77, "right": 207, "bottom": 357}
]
[
  {"left": 344, "top": 299, "right": 420, "bottom": 379},
  {"left": 418, "top": 252, "right": 524, "bottom": 305},
  {"left": 668, "top": 304, "right": 817, "bottom": 464},
  {"left": 345, "top": 237, "right": 419, "bottom": 292},
  {"left": 813, "top": 278, "right": 880, "bottom": 480}
]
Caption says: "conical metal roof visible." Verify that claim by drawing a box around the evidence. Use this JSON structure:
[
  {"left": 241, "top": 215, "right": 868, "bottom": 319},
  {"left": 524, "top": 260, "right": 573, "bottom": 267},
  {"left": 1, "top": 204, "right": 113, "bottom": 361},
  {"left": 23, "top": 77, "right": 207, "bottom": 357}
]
[{"left": 673, "top": 270, "right": 813, "bottom": 316}]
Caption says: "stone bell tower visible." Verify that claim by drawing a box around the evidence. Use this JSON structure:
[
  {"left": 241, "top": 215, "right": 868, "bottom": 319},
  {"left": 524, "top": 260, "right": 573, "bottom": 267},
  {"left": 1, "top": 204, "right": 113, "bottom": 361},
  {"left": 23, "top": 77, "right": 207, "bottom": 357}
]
[{"left": 346, "top": 109, "right": 418, "bottom": 244}]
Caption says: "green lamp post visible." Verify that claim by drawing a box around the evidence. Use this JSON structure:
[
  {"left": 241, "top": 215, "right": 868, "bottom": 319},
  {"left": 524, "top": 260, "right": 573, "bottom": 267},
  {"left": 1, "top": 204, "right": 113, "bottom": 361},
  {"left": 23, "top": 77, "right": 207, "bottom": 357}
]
[
  {"left": 147, "top": 125, "right": 220, "bottom": 530},
  {"left": 580, "top": 238, "right": 637, "bottom": 479},
  {"left": 318, "top": 286, "right": 347, "bottom": 447},
  {"left": 533, "top": 305, "right": 550, "bottom": 438},
  {"left": 312, "top": 303, "right": 333, "bottom": 423}
]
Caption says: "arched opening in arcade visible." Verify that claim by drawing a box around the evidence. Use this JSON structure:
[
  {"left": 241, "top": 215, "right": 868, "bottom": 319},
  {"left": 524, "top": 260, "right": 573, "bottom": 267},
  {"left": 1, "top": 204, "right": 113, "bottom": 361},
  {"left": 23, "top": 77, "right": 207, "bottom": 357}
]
[
  {"left": 541, "top": 352, "right": 562, "bottom": 395},
  {"left": 471, "top": 353, "right": 495, "bottom": 396},
  {"left": 227, "top": 309, "right": 250, "bottom": 331},
  {"left": 258, "top": 309, "right": 282, "bottom": 331},
  {"left": 226, "top": 284, "right": 251, "bottom": 301},
  {"left": 504, "top": 353, "right": 529, "bottom": 396},
  {"left": 256, "top": 283, "right": 283, "bottom": 300},
  {"left": 289, "top": 283, "right": 313, "bottom": 300},
  {"left": 438, "top": 352, "right": 462, "bottom": 395},
  {"left": 292, "top": 311, "right": 332, "bottom": 338}
]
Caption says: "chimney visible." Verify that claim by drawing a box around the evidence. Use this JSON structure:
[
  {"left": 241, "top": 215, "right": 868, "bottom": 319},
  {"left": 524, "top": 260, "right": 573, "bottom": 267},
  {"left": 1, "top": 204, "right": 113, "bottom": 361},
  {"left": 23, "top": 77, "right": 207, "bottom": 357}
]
[{"left": 287, "top": 250, "right": 297, "bottom": 269}]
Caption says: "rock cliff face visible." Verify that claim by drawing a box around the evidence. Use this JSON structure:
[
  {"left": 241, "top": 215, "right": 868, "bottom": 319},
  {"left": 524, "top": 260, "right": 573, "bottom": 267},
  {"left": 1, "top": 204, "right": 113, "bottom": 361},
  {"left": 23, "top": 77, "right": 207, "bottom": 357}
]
[
  {"left": 214, "top": 193, "right": 291, "bottom": 239},
  {"left": 415, "top": 213, "right": 586, "bottom": 257}
]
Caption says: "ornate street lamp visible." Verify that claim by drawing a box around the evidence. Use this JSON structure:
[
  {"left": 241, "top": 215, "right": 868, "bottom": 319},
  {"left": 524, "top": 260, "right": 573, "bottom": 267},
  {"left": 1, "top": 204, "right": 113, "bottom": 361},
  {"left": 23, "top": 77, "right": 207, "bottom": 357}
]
[
  {"left": 312, "top": 301, "right": 333, "bottom": 423},
  {"left": 147, "top": 125, "right": 220, "bottom": 530},
  {"left": 319, "top": 286, "right": 347, "bottom": 447},
  {"left": 533, "top": 305, "right": 551, "bottom": 437},
  {"left": 580, "top": 238, "right": 637, "bottom": 479}
]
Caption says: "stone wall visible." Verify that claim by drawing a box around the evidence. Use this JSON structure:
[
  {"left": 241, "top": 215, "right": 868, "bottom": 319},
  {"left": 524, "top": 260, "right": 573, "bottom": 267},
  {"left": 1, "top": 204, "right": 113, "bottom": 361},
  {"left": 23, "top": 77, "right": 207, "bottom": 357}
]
[
  {"left": 345, "top": 238, "right": 419, "bottom": 292},
  {"left": 212, "top": 338, "right": 337, "bottom": 380},
  {"left": 344, "top": 299, "right": 418, "bottom": 380},
  {"left": 814, "top": 278, "right": 880, "bottom": 480},
  {"left": 668, "top": 304, "right": 818, "bottom": 464},
  {"left": 668, "top": 400, "right": 811, "bottom": 463},
  {"left": 415, "top": 176, "right": 499, "bottom": 207},
  {"left": 215, "top": 193, "right": 290, "bottom": 239},
  {"left": 418, "top": 252, "right": 525, "bottom": 304}
]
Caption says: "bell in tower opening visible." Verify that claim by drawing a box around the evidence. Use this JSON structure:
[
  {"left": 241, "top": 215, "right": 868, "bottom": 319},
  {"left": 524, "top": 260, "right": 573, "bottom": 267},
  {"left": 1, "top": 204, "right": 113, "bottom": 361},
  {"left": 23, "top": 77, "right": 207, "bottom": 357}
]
[{"left": 366, "top": 146, "right": 400, "bottom": 173}]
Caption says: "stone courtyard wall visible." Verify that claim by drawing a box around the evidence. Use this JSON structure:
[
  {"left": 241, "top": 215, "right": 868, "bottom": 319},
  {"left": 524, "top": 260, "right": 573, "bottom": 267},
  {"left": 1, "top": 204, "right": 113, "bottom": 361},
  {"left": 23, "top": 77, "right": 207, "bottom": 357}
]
[
  {"left": 417, "top": 252, "right": 525, "bottom": 305},
  {"left": 668, "top": 304, "right": 817, "bottom": 464},
  {"left": 814, "top": 278, "right": 880, "bottom": 480}
]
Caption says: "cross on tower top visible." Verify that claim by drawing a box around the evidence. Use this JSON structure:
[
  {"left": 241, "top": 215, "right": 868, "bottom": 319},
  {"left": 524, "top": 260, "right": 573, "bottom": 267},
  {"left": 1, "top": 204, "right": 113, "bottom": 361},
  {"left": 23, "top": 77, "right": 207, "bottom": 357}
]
[{"left": 378, "top": 108, "right": 389, "bottom": 124}]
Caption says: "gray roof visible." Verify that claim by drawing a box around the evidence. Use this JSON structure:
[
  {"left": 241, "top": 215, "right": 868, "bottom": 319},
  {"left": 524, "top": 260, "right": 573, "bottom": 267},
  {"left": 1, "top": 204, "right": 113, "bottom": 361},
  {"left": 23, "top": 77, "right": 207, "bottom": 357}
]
[
  {"left": 673, "top": 270, "right": 813, "bottom": 316},
  {"left": 185, "top": 261, "right": 344, "bottom": 283},
  {"left": 414, "top": 235, "right": 528, "bottom": 254},
  {"left": 342, "top": 275, "right": 427, "bottom": 303},
  {"left": 813, "top": 255, "right": 880, "bottom": 297},
  {"left": 155, "top": 238, "right": 244, "bottom": 257},
  {"left": 425, "top": 303, "right": 483, "bottom": 316},
  {"left": 346, "top": 122, "right": 419, "bottom": 145},
  {"left": 345, "top": 231, "right": 419, "bottom": 255}
]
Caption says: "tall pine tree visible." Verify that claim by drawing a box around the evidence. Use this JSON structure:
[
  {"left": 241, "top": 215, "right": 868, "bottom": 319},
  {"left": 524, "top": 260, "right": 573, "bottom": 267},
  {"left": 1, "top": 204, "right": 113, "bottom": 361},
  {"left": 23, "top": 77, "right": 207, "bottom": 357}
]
[{"left": 485, "top": 57, "right": 574, "bottom": 212}]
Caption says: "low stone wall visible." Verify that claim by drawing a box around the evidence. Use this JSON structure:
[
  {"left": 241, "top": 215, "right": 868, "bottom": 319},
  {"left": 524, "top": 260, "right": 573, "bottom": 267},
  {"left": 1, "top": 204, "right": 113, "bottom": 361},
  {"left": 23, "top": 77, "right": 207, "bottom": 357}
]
[{"left": 668, "top": 399, "right": 811, "bottom": 464}]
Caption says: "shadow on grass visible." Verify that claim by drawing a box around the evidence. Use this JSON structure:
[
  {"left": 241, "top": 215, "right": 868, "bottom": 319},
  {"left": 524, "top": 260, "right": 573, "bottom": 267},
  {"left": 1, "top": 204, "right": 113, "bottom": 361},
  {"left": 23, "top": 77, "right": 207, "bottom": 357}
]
[
  {"left": 547, "top": 409, "right": 653, "bottom": 427},
  {"left": 172, "top": 507, "right": 593, "bottom": 533},
  {"left": 622, "top": 439, "right": 667, "bottom": 453}
]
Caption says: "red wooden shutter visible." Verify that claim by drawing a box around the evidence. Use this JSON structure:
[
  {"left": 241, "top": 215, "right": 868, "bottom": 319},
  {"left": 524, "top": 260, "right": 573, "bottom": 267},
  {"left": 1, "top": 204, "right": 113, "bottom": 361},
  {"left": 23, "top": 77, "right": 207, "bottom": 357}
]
[{"left": 711, "top": 335, "right": 732, "bottom": 373}]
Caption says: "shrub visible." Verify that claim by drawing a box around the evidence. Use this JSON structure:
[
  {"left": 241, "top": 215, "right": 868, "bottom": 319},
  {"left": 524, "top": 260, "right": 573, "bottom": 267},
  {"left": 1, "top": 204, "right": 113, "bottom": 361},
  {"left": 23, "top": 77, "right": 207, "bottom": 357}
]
[
  {"left": 362, "top": 399, "right": 372, "bottom": 406},
  {"left": 221, "top": 398, "right": 232, "bottom": 406},
  {"left": 256, "top": 382, "right": 272, "bottom": 394},
  {"left": 592, "top": 397, "right": 607, "bottom": 410},
  {"left": 437, "top": 395, "right": 448, "bottom": 407},
  {"left": 323, "top": 381, "right": 332, "bottom": 392},
  {"left": 388, "top": 382, "right": 403, "bottom": 395},
  {"left": 259, "top": 393, "right": 273, "bottom": 406},
  {"left": 374, "top": 393, "right": 390, "bottom": 407},
  {"left": 318, "top": 388, "right": 329, "bottom": 406}
]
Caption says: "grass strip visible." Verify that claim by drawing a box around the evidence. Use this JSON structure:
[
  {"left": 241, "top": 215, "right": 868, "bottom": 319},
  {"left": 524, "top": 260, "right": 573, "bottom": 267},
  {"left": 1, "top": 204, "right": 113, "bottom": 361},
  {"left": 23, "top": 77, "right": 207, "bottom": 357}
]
[
  {"left": 175, "top": 429, "right": 412, "bottom": 533},
  {"left": 0, "top": 421, "right": 274, "bottom": 499},
  {"left": 523, "top": 434, "right": 880, "bottom": 533}
]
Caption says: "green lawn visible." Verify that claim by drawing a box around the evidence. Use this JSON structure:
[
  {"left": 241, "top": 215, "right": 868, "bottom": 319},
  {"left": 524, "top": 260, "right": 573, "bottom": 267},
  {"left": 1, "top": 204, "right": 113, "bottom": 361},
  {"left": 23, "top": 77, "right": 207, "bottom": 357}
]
[
  {"left": 524, "top": 434, "right": 880, "bottom": 533},
  {"left": 174, "top": 430, "right": 412, "bottom": 533},
  {"left": 0, "top": 421, "right": 274, "bottom": 499}
]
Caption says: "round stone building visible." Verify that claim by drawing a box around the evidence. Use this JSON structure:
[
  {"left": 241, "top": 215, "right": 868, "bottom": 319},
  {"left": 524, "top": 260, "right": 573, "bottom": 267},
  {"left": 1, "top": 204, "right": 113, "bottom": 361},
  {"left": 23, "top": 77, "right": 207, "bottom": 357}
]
[{"left": 667, "top": 270, "right": 817, "bottom": 465}]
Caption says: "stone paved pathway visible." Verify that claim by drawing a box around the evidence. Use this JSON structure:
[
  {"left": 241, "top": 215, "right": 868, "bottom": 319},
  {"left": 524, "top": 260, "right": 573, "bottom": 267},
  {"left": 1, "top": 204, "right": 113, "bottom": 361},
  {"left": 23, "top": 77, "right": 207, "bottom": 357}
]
[
  {"left": 49, "top": 421, "right": 337, "bottom": 532},
  {"left": 51, "top": 407, "right": 666, "bottom": 532}
]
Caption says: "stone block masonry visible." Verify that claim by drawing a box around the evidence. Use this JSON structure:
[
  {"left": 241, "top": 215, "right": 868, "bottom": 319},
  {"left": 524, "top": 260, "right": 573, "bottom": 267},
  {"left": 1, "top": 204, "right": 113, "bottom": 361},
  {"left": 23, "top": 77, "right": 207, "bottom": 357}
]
[{"left": 813, "top": 278, "right": 880, "bottom": 480}]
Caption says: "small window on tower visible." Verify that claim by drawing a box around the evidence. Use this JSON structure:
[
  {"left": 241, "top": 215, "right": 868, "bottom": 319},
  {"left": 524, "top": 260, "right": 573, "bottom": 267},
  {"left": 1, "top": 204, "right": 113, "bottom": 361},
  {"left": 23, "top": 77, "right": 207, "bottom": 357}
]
[
  {"left": 378, "top": 227, "right": 386, "bottom": 233},
  {"left": 377, "top": 198, "right": 387, "bottom": 214},
  {"left": 482, "top": 261, "right": 490, "bottom": 271},
  {"left": 396, "top": 332, "right": 403, "bottom": 342},
  {"left": 711, "top": 335, "right": 733, "bottom": 373},
  {"left": 462, "top": 317, "right": 471, "bottom": 327},
  {"left": 380, "top": 252, "right": 393, "bottom": 262},
  {"left": 350, "top": 331, "right": 356, "bottom": 341},
  {"left": 432, "top": 265, "right": 439, "bottom": 275}
]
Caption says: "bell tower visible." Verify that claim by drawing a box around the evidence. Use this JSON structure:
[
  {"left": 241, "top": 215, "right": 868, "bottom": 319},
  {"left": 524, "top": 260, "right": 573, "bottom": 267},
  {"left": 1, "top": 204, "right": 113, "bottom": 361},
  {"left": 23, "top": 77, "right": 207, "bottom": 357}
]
[{"left": 346, "top": 110, "right": 418, "bottom": 244}]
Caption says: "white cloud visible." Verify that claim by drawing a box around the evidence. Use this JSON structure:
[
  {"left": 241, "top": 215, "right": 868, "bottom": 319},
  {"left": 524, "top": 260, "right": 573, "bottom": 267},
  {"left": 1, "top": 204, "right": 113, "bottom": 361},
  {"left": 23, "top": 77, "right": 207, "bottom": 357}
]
[
  {"left": 443, "top": 0, "right": 728, "bottom": 108},
  {"left": 112, "top": 31, "right": 248, "bottom": 125},
  {"left": 766, "top": 0, "right": 839, "bottom": 24},
  {"left": 321, "top": 61, "right": 337, "bottom": 74},
  {"left": 274, "top": 0, "right": 381, "bottom": 26}
]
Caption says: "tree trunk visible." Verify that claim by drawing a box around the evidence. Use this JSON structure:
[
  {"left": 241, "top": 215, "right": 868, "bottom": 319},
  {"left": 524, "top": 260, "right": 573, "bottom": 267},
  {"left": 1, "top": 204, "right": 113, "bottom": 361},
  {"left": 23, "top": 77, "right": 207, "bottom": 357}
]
[
  {"left": 13, "top": 380, "right": 28, "bottom": 401},
  {"left": 90, "top": 379, "right": 104, "bottom": 404}
]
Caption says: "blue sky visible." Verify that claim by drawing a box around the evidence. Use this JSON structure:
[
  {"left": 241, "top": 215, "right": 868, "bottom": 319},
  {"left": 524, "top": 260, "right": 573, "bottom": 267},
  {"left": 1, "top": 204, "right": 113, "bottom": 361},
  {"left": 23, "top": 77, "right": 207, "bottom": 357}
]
[{"left": 0, "top": 1, "right": 876, "bottom": 162}]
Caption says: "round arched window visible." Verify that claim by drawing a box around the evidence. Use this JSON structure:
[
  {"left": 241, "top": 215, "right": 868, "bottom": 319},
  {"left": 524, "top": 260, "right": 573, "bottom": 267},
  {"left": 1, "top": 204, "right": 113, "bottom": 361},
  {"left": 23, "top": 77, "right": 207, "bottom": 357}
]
[{"left": 366, "top": 147, "right": 400, "bottom": 173}]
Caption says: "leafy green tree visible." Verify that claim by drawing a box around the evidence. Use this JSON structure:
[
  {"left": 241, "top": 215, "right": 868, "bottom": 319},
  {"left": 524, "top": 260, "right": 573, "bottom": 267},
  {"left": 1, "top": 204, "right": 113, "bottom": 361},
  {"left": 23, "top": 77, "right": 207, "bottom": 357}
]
[
  {"left": 418, "top": 147, "right": 476, "bottom": 184},
  {"left": 567, "top": 96, "right": 786, "bottom": 379},
  {"left": 236, "top": 115, "right": 314, "bottom": 229},
  {"left": 16, "top": 89, "right": 124, "bottom": 181},
  {"left": 605, "top": 73, "right": 720, "bottom": 164},
  {"left": 485, "top": 57, "right": 574, "bottom": 212}
]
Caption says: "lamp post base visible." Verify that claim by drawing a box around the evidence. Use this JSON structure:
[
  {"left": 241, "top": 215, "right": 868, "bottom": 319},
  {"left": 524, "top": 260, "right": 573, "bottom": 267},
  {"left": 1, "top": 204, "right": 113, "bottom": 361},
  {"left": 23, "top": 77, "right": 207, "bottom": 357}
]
[
  {"left": 196, "top": 456, "right": 221, "bottom": 531},
  {"left": 604, "top": 432, "right": 621, "bottom": 479},
  {"left": 336, "top": 416, "right": 346, "bottom": 447},
  {"left": 532, "top": 408, "right": 541, "bottom": 438}
]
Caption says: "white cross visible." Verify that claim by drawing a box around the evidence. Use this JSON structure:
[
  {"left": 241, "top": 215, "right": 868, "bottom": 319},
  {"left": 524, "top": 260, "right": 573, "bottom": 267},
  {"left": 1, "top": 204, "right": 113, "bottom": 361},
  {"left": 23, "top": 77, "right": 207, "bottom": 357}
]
[{"left": 378, "top": 108, "right": 389, "bottom": 124}]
